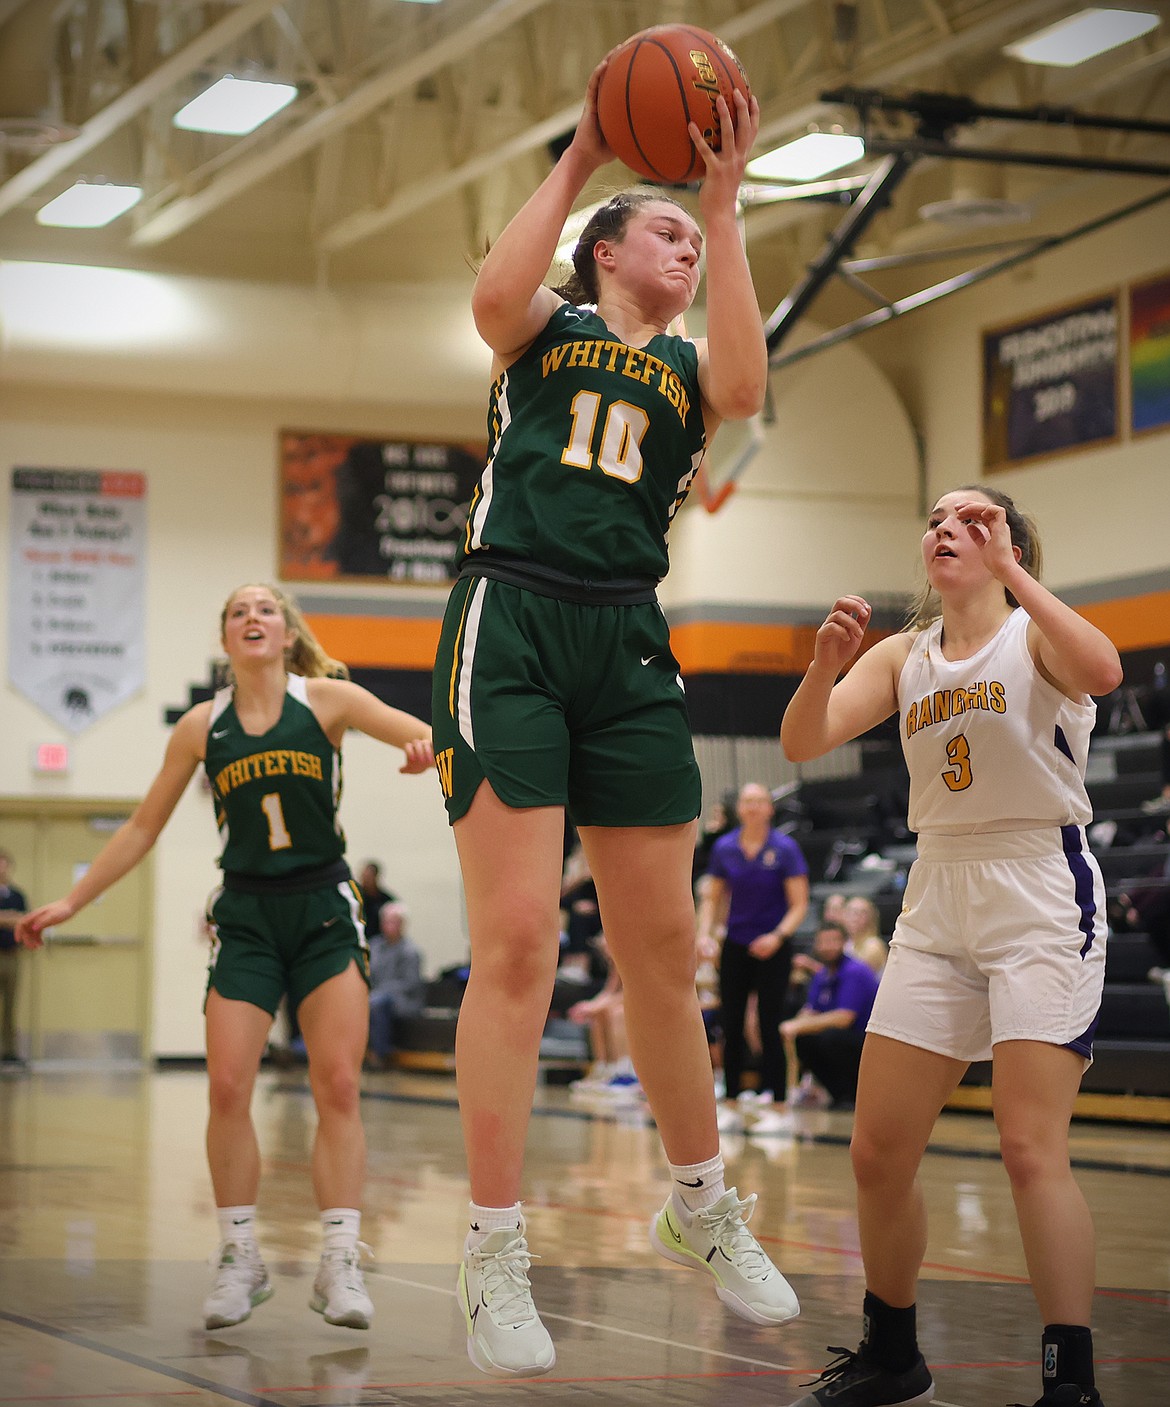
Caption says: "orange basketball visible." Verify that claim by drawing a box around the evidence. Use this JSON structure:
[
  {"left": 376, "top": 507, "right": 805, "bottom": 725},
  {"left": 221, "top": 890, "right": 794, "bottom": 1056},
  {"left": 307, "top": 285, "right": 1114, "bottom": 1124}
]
[{"left": 596, "top": 25, "right": 751, "bottom": 185}]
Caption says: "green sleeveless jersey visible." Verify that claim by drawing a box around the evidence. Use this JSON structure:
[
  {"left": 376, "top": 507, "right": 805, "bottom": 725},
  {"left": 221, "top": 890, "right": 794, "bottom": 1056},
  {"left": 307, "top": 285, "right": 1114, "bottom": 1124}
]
[
  {"left": 205, "top": 675, "right": 345, "bottom": 878},
  {"left": 462, "top": 303, "right": 707, "bottom": 580}
]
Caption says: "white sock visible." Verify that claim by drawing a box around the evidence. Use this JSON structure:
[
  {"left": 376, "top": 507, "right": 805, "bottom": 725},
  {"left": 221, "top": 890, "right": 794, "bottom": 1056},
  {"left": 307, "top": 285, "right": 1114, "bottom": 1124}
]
[
  {"left": 320, "top": 1207, "right": 361, "bottom": 1255},
  {"left": 668, "top": 1154, "right": 726, "bottom": 1213},
  {"left": 217, "top": 1204, "right": 258, "bottom": 1250},
  {"left": 466, "top": 1200, "right": 522, "bottom": 1251}
]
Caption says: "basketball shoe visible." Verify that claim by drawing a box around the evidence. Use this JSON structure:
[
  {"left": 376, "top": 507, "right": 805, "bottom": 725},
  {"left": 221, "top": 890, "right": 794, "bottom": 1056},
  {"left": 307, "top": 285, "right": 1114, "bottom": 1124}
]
[
  {"left": 310, "top": 1244, "right": 374, "bottom": 1329},
  {"left": 202, "top": 1241, "right": 273, "bottom": 1330},
  {"left": 650, "top": 1187, "right": 800, "bottom": 1325},
  {"left": 788, "top": 1344, "right": 934, "bottom": 1405},
  {"left": 458, "top": 1220, "right": 556, "bottom": 1377}
]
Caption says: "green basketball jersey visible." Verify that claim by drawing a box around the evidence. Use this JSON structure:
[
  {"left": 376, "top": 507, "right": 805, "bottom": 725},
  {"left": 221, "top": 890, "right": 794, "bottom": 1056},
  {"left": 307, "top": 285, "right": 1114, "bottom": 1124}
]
[
  {"left": 462, "top": 303, "right": 707, "bottom": 580},
  {"left": 205, "top": 675, "right": 345, "bottom": 877}
]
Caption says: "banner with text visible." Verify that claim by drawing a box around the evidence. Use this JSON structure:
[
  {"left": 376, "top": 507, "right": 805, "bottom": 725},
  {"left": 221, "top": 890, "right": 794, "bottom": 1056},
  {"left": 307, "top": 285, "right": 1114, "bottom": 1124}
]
[
  {"left": 982, "top": 294, "right": 1119, "bottom": 471},
  {"left": 279, "top": 431, "right": 484, "bottom": 585},
  {"left": 7, "top": 468, "right": 147, "bottom": 733}
]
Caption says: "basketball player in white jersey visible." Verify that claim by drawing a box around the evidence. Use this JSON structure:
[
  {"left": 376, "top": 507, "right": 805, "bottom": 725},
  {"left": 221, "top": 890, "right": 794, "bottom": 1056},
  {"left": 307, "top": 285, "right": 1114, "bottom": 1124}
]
[{"left": 781, "top": 486, "right": 1122, "bottom": 1407}]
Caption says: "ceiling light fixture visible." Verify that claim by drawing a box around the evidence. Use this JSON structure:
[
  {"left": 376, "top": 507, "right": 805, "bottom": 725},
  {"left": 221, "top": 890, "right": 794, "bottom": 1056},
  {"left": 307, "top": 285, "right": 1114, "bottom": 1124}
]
[
  {"left": 174, "top": 75, "right": 298, "bottom": 136},
  {"left": 36, "top": 181, "right": 143, "bottom": 228},
  {"left": 1004, "top": 8, "right": 1160, "bottom": 67},
  {"left": 746, "top": 131, "right": 866, "bottom": 183}
]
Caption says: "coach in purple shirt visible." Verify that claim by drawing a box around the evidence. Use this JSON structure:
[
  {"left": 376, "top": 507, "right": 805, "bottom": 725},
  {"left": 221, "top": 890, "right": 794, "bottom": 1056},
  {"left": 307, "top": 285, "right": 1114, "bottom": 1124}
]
[
  {"left": 782, "top": 919, "right": 880, "bottom": 1109},
  {"left": 698, "top": 782, "right": 809, "bottom": 1128}
]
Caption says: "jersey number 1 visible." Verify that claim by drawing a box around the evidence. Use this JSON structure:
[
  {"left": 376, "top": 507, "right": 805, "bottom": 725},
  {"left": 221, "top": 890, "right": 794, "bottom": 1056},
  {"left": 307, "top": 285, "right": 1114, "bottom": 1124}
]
[
  {"left": 561, "top": 391, "right": 649, "bottom": 484},
  {"left": 261, "top": 792, "right": 292, "bottom": 850}
]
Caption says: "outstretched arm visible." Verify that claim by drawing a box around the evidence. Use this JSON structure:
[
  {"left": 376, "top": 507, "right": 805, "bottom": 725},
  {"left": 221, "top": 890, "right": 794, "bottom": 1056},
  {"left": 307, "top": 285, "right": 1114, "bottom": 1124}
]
[
  {"left": 781, "top": 599, "right": 907, "bottom": 762},
  {"left": 471, "top": 58, "right": 614, "bottom": 363},
  {"left": 693, "top": 89, "right": 767, "bottom": 426},
  {"left": 15, "top": 706, "right": 208, "bottom": 948},
  {"left": 309, "top": 679, "right": 434, "bottom": 773}
]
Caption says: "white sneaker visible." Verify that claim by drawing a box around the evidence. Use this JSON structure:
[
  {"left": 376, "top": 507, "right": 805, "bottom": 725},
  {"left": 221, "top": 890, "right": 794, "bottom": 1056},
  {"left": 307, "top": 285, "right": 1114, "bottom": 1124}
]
[
  {"left": 650, "top": 1189, "right": 800, "bottom": 1326},
  {"left": 203, "top": 1241, "right": 273, "bottom": 1329},
  {"left": 458, "top": 1221, "right": 556, "bottom": 1377},
  {"left": 716, "top": 1105, "right": 744, "bottom": 1133},
  {"left": 311, "top": 1245, "right": 374, "bottom": 1329},
  {"left": 569, "top": 1062, "right": 615, "bottom": 1095},
  {"left": 748, "top": 1107, "right": 793, "bottom": 1136}
]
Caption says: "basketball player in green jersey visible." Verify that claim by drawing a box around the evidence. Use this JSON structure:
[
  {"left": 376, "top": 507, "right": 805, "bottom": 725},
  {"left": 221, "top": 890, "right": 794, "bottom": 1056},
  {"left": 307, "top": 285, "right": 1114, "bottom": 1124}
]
[
  {"left": 17, "top": 583, "right": 433, "bottom": 1333},
  {"left": 432, "top": 56, "right": 800, "bottom": 1379}
]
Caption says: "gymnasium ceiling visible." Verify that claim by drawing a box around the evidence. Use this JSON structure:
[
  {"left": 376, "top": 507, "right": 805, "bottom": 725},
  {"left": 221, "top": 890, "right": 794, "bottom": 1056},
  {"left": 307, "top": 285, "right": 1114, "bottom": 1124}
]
[{"left": 1, "top": 0, "right": 1168, "bottom": 333}]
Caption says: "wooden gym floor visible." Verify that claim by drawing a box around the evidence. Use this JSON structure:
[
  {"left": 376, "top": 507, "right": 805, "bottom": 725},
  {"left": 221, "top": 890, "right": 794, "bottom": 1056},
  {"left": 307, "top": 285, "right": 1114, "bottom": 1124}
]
[{"left": 1, "top": 1066, "right": 1167, "bottom": 1406}]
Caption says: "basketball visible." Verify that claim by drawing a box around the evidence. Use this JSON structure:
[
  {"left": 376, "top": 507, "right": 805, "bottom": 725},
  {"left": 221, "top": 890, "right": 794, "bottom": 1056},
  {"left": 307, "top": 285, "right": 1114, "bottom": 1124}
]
[{"left": 596, "top": 25, "right": 751, "bottom": 185}]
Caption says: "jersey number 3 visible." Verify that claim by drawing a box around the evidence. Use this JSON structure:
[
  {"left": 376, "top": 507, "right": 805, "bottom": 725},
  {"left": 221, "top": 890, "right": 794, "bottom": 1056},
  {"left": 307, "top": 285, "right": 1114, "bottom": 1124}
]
[
  {"left": 561, "top": 391, "right": 649, "bottom": 484},
  {"left": 942, "top": 734, "right": 973, "bottom": 792}
]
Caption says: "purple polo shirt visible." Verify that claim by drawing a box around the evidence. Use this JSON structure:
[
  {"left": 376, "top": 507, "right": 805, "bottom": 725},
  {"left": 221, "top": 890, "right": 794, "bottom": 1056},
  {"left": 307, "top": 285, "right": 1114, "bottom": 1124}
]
[
  {"left": 707, "top": 827, "right": 808, "bottom": 948},
  {"left": 807, "top": 953, "right": 880, "bottom": 1028}
]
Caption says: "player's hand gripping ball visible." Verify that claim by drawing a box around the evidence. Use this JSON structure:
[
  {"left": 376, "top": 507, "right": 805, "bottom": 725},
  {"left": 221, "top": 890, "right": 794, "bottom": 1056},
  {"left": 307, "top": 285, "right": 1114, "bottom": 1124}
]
[{"left": 597, "top": 24, "right": 751, "bottom": 184}]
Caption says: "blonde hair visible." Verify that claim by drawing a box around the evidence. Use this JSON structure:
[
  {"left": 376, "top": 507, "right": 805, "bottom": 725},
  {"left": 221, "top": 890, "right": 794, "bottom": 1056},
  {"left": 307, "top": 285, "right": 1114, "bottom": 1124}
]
[
  {"left": 906, "top": 484, "right": 1044, "bottom": 632},
  {"left": 842, "top": 895, "right": 879, "bottom": 938},
  {"left": 218, "top": 582, "right": 348, "bottom": 681}
]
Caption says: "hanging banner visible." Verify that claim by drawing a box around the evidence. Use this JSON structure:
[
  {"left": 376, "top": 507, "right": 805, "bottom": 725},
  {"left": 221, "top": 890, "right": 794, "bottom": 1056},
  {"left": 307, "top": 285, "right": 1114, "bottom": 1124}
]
[
  {"left": 1130, "top": 271, "right": 1170, "bottom": 436},
  {"left": 7, "top": 468, "right": 147, "bottom": 733},
  {"left": 279, "top": 430, "right": 484, "bottom": 586},
  {"left": 982, "top": 293, "right": 1119, "bottom": 471}
]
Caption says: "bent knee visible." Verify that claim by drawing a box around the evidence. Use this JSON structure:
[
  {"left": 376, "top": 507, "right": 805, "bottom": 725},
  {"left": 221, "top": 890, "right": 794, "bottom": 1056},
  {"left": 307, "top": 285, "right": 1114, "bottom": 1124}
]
[
  {"left": 312, "top": 1065, "right": 362, "bottom": 1115},
  {"left": 999, "top": 1131, "right": 1067, "bottom": 1187}
]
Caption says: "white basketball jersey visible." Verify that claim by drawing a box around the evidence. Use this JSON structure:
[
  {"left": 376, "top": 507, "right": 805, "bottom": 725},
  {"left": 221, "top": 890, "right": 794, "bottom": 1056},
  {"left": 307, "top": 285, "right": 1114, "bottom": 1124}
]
[{"left": 898, "top": 608, "right": 1095, "bottom": 835}]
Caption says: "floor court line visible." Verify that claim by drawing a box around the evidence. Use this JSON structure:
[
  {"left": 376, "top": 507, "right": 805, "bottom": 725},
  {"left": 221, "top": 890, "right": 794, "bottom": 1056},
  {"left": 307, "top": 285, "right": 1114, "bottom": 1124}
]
[
  {"left": 0, "top": 1311, "right": 282, "bottom": 1407},
  {"left": 370, "top": 1269, "right": 797, "bottom": 1371}
]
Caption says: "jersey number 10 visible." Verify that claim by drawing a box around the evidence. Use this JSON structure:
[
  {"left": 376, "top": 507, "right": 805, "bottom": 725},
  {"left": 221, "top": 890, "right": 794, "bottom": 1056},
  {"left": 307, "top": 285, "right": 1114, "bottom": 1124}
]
[{"left": 561, "top": 391, "right": 649, "bottom": 484}]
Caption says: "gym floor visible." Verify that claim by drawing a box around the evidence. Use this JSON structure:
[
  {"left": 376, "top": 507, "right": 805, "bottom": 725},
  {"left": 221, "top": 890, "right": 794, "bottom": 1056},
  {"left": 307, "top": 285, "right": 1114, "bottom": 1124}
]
[{"left": 1, "top": 1067, "right": 1167, "bottom": 1406}]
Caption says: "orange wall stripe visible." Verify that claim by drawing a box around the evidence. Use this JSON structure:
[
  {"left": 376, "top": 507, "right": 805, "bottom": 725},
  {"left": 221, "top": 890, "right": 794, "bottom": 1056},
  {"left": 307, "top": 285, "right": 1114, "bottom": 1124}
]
[
  {"left": 306, "top": 592, "right": 1169, "bottom": 675},
  {"left": 1076, "top": 591, "right": 1170, "bottom": 654},
  {"left": 305, "top": 614, "right": 441, "bottom": 671},
  {"left": 670, "top": 621, "right": 822, "bottom": 675}
]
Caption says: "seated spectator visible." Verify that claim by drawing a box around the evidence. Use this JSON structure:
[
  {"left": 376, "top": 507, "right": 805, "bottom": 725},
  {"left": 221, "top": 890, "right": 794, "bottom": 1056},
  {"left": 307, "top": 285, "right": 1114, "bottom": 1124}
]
[
  {"left": 842, "top": 894, "right": 889, "bottom": 974},
  {"left": 358, "top": 861, "right": 397, "bottom": 935},
  {"left": 567, "top": 936, "right": 640, "bottom": 1100},
  {"left": 780, "top": 920, "right": 879, "bottom": 1109},
  {"left": 366, "top": 903, "right": 425, "bottom": 1070},
  {"left": 557, "top": 843, "right": 606, "bottom": 986}
]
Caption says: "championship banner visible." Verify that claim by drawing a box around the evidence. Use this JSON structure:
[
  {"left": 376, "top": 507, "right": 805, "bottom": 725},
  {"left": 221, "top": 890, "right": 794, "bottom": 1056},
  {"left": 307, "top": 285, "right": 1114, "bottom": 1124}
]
[
  {"left": 279, "top": 431, "right": 485, "bottom": 585},
  {"left": 7, "top": 468, "right": 147, "bottom": 733},
  {"left": 982, "top": 294, "right": 1119, "bottom": 471}
]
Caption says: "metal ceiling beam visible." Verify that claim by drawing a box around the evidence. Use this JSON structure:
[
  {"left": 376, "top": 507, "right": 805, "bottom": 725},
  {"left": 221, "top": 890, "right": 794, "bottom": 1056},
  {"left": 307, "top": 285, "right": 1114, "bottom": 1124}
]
[
  {"left": 318, "top": 0, "right": 825, "bottom": 254},
  {"left": 753, "top": 0, "right": 1073, "bottom": 161},
  {"left": 768, "top": 182, "right": 1170, "bottom": 369},
  {"left": 0, "top": 0, "right": 285, "bottom": 221},
  {"left": 130, "top": 0, "right": 552, "bottom": 248},
  {"left": 325, "top": 0, "right": 1078, "bottom": 255}
]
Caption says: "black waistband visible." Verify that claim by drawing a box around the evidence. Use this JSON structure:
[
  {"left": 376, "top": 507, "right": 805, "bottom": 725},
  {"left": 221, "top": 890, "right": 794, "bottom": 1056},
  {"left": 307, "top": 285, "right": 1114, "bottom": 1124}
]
[
  {"left": 221, "top": 859, "right": 352, "bottom": 895},
  {"left": 458, "top": 553, "right": 659, "bottom": 605}
]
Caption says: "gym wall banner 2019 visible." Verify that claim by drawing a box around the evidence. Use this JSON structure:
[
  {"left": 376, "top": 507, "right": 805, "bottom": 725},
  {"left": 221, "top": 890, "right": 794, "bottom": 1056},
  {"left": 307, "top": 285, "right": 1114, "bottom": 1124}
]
[
  {"left": 7, "top": 468, "right": 147, "bottom": 734},
  {"left": 981, "top": 293, "right": 1120, "bottom": 472},
  {"left": 278, "top": 430, "right": 485, "bottom": 587}
]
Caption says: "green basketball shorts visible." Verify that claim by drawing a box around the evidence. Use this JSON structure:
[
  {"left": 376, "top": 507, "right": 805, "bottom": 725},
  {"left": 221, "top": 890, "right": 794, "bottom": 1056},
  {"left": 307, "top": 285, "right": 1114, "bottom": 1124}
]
[
  {"left": 204, "top": 879, "right": 370, "bottom": 1016},
  {"left": 431, "top": 575, "right": 701, "bottom": 827}
]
